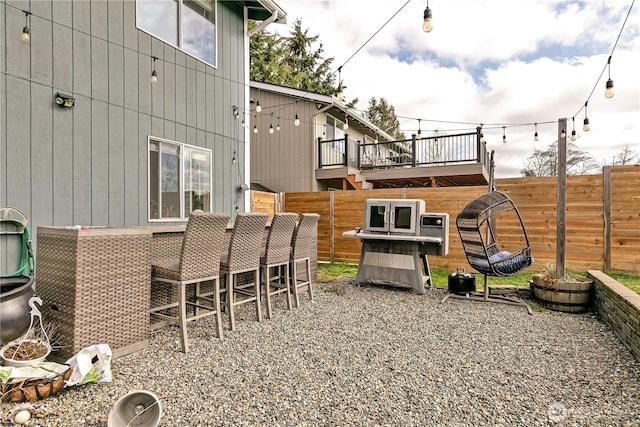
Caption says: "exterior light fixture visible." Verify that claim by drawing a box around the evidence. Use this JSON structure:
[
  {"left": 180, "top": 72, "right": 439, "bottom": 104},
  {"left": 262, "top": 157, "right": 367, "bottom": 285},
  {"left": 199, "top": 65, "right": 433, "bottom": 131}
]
[
  {"left": 55, "top": 92, "right": 75, "bottom": 108},
  {"left": 294, "top": 113, "right": 300, "bottom": 127},
  {"left": 150, "top": 56, "right": 158, "bottom": 84},
  {"left": 534, "top": 123, "right": 539, "bottom": 141},
  {"left": 605, "top": 56, "right": 614, "bottom": 98},
  {"left": 502, "top": 127, "right": 507, "bottom": 144},
  {"left": 583, "top": 102, "right": 590, "bottom": 132},
  {"left": 336, "top": 66, "right": 345, "bottom": 102},
  {"left": 570, "top": 117, "right": 577, "bottom": 141},
  {"left": 255, "top": 100, "right": 261, "bottom": 113},
  {"left": 423, "top": 1, "right": 433, "bottom": 33},
  {"left": 232, "top": 105, "right": 239, "bottom": 118},
  {"left": 21, "top": 10, "right": 32, "bottom": 42},
  {"left": 276, "top": 121, "right": 280, "bottom": 132},
  {"left": 344, "top": 116, "right": 349, "bottom": 131},
  {"left": 605, "top": 79, "right": 614, "bottom": 99},
  {"left": 417, "top": 119, "right": 422, "bottom": 139},
  {"left": 560, "top": 128, "right": 566, "bottom": 139},
  {"left": 253, "top": 124, "right": 258, "bottom": 134},
  {"left": 269, "top": 124, "right": 274, "bottom": 134},
  {"left": 253, "top": 115, "right": 258, "bottom": 133}
]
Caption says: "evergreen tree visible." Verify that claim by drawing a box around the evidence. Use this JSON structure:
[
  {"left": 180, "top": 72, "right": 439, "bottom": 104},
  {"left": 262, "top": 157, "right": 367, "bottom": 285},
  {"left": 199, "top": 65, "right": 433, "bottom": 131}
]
[
  {"left": 365, "top": 97, "right": 405, "bottom": 140},
  {"left": 250, "top": 19, "right": 336, "bottom": 95}
]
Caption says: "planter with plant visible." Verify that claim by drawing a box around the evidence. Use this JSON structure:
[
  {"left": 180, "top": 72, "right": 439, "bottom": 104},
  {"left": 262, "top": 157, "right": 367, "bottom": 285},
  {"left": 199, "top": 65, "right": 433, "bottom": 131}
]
[
  {"left": 0, "top": 296, "right": 52, "bottom": 367},
  {"left": 531, "top": 264, "right": 594, "bottom": 313}
]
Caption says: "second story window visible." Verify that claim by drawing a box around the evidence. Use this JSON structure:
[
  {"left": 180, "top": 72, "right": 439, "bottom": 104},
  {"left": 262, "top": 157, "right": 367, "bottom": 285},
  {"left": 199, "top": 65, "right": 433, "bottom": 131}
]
[{"left": 137, "top": 0, "right": 217, "bottom": 67}]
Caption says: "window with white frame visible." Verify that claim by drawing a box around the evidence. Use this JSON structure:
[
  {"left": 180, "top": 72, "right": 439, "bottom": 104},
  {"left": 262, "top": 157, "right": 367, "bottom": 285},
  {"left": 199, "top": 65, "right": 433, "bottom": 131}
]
[
  {"left": 326, "top": 114, "right": 346, "bottom": 153},
  {"left": 137, "top": 0, "right": 217, "bottom": 67},
  {"left": 148, "top": 137, "right": 212, "bottom": 221}
]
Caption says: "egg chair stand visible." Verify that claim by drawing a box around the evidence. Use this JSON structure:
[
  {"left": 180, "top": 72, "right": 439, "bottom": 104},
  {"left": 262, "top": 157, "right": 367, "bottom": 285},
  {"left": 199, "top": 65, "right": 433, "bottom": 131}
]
[{"left": 441, "top": 191, "right": 533, "bottom": 315}]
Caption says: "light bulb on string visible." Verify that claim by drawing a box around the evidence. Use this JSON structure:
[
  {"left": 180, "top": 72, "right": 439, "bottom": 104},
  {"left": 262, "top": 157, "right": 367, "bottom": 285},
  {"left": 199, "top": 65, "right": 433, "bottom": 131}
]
[
  {"left": 605, "top": 56, "right": 614, "bottom": 98},
  {"left": 570, "top": 117, "right": 577, "bottom": 141},
  {"left": 255, "top": 100, "right": 262, "bottom": 113},
  {"left": 502, "top": 127, "right": 507, "bottom": 144},
  {"left": 417, "top": 119, "right": 422, "bottom": 139},
  {"left": 150, "top": 56, "right": 158, "bottom": 84},
  {"left": 534, "top": 123, "right": 539, "bottom": 142},
  {"left": 583, "top": 102, "right": 590, "bottom": 132},
  {"left": 423, "top": 0, "right": 433, "bottom": 33},
  {"left": 21, "top": 10, "right": 31, "bottom": 42},
  {"left": 294, "top": 113, "right": 300, "bottom": 127}
]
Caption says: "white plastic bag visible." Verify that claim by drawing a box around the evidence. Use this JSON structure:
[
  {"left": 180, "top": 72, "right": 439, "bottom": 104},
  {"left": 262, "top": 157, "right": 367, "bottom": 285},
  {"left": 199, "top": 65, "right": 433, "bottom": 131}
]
[{"left": 65, "top": 344, "right": 112, "bottom": 386}]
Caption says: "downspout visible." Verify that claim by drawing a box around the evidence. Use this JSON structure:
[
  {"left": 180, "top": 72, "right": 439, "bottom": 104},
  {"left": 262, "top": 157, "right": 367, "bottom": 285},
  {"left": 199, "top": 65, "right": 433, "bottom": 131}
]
[{"left": 248, "top": 9, "right": 279, "bottom": 37}]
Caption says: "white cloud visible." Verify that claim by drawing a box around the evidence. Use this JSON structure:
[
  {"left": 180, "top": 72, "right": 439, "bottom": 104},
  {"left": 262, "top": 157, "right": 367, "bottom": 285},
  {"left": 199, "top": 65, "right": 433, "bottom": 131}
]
[{"left": 271, "top": 0, "right": 640, "bottom": 177}]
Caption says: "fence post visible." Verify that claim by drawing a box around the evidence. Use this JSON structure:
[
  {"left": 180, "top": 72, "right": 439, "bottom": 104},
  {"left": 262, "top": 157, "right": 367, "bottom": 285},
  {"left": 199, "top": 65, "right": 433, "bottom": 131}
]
[
  {"left": 603, "top": 166, "right": 612, "bottom": 272},
  {"left": 329, "top": 190, "right": 335, "bottom": 263},
  {"left": 556, "top": 118, "right": 567, "bottom": 279},
  {"left": 317, "top": 137, "right": 323, "bottom": 169}
]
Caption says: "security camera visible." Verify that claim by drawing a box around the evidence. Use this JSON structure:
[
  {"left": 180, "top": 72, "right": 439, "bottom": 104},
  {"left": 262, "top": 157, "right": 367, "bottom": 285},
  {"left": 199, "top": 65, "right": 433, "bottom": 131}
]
[{"left": 55, "top": 92, "right": 75, "bottom": 108}]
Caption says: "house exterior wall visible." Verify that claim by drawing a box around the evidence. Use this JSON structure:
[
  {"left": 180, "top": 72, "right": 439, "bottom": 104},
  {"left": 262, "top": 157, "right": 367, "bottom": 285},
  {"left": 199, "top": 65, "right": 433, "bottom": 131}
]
[
  {"left": 249, "top": 89, "right": 317, "bottom": 192},
  {"left": 249, "top": 86, "right": 375, "bottom": 193},
  {"left": 0, "top": 0, "right": 250, "bottom": 271}
]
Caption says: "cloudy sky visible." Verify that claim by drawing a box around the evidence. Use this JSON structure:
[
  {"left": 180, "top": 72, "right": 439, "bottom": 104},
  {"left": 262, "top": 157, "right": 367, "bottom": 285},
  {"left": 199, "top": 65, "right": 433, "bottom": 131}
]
[{"left": 269, "top": 0, "right": 640, "bottom": 177}]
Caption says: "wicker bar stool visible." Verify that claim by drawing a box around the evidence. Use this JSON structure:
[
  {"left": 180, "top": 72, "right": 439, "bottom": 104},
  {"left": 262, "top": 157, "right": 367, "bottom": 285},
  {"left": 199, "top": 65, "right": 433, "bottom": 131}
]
[
  {"left": 290, "top": 213, "right": 320, "bottom": 308},
  {"left": 261, "top": 213, "right": 298, "bottom": 319},
  {"left": 221, "top": 212, "right": 268, "bottom": 331},
  {"left": 150, "top": 211, "right": 229, "bottom": 353}
]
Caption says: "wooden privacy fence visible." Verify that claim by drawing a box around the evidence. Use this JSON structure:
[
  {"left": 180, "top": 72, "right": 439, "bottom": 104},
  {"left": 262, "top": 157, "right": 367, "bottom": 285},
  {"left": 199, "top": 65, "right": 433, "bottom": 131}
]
[{"left": 255, "top": 165, "right": 639, "bottom": 274}]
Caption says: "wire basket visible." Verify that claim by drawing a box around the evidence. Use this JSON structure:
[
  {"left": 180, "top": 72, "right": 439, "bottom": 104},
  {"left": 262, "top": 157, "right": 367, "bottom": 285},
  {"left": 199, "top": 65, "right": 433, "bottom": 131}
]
[{"left": 1, "top": 366, "right": 71, "bottom": 403}]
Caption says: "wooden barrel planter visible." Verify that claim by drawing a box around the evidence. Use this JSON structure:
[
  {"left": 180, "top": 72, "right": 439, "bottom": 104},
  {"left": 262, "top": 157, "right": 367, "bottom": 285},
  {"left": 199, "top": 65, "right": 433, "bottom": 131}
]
[{"left": 531, "top": 273, "right": 594, "bottom": 313}]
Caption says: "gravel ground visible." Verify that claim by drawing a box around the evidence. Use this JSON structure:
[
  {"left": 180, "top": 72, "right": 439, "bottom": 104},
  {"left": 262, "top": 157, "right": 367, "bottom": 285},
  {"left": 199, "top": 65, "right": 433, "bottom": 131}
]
[{"left": 2, "top": 278, "right": 640, "bottom": 426}]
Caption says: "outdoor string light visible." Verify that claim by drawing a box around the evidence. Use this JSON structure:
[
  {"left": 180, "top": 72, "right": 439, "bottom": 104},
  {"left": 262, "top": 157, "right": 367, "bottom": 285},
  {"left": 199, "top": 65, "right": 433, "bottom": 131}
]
[
  {"left": 605, "top": 56, "right": 615, "bottom": 98},
  {"left": 502, "top": 127, "right": 507, "bottom": 144},
  {"left": 336, "top": 66, "right": 345, "bottom": 102},
  {"left": 294, "top": 113, "right": 300, "bottom": 127},
  {"left": 253, "top": 115, "right": 258, "bottom": 133},
  {"left": 417, "top": 119, "right": 422, "bottom": 139},
  {"left": 21, "top": 10, "right": 31, "bottom": 42},
  {"left": 583, "top": 102, "right": 590, "bottom": 132},
  {"left": 534, "top": 123, "right": 539, "bottom": 141},
  {"left": 570, "top": 117, "right": 577, "bottom": 141},
  {"left": 344, "top": 115, "right": 349, "bottom": 130},
  {"left": 423, "top": 0, "right": 433, "bottom": 33},
  {"left": 150, "top": 56, "right": 158, "bottom": 84},
  {"left": 255, "top": 100, "right": 262, "bottom": 113}
]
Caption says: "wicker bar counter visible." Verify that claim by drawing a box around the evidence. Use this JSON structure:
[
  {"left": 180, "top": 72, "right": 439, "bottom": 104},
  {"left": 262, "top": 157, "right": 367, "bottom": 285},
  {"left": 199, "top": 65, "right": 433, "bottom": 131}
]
[{"left": 36, "top": 226, "right": 151, "bottom": 360}]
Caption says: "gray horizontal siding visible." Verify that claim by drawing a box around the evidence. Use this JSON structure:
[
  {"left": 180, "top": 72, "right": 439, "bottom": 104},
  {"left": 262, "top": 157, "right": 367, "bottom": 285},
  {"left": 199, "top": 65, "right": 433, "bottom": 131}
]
[{"left": 1, "top": 0, "right": 249, "bottom": 273}]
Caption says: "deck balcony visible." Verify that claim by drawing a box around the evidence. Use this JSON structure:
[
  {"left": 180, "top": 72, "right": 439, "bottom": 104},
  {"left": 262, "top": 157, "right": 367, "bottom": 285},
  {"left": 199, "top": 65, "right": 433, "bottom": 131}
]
[{"left": 315, "top": 128, "right": 491, "bottom": 188}]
